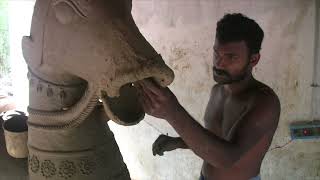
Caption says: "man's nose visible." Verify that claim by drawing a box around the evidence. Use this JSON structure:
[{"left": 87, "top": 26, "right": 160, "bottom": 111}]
[{"left": 214, "top": 55, "right": 226, "bottom": 69}]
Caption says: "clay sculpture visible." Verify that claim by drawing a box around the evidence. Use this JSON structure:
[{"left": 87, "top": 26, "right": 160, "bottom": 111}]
[{"left": 22, "top": 0, "right": 174, "bottom": 179}]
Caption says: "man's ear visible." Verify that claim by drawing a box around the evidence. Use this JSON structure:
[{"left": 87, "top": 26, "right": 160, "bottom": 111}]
[{"left": 249, "top": 53, "right": 260, "bottom": 67}]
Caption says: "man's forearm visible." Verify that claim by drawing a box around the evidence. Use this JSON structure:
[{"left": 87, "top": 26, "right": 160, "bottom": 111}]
[{"left": 166, "top": 106, "right": 238, "bottom": 168}]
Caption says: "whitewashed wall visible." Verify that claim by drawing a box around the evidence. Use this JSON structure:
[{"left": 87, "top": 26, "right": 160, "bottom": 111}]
[{"left": 109, "top": 0, "right": 320, "bottom": 180}]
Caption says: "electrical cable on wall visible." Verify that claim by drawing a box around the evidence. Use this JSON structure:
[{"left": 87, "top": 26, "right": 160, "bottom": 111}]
[{"left": 268, "top": 140, "right": 293, "bottom": 152}]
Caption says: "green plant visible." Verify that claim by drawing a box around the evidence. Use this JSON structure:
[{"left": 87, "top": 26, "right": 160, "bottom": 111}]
[{"left": 0, "top": 0, "right": 10, "bottom": 78}]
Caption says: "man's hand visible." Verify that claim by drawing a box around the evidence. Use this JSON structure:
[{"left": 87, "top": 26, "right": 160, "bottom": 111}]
[
  {"left": 135, "top": 79, "right": 182, "bottom": 120},
  {"left": 152, "top": 134, "right": 187, "bottom": 156}
]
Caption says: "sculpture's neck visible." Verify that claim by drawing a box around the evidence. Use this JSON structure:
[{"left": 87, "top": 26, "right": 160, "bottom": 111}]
[{"left": 28, "top": 67, "right": 87, "bottom": 111}]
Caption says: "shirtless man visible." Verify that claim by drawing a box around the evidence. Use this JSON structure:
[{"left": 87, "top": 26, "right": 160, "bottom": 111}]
[{"left": 137, "top": 13, "right": 280, "bottom": 180}]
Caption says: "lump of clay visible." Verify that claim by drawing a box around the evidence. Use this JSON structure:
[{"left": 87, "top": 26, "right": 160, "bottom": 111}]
[{"left": 23, "top": 0, "right": 174, "bottom": 126}]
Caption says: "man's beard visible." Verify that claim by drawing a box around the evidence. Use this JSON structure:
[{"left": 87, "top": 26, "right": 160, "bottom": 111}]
[{"left": 213, "top": 64, "right": 249, "bottom": 85}]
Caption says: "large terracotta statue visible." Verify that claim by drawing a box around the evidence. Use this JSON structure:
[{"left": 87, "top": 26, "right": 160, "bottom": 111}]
[{"left": 22, "top": 0, "right": 174, "bottom": 179}]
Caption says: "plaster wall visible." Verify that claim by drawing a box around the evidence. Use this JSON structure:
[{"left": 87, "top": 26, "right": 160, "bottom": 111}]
[{"left": 109, "top": 0, "right": 320, "bottom": 179}]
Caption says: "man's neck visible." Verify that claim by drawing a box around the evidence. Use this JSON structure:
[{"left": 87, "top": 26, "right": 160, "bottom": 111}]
[{"left": 223, "top": 73, "right": 255, "bottom": 95}]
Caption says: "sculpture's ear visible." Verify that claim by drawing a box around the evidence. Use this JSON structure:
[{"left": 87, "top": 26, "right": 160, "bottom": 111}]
[
  {"left": 52, "top": 0, "right": 87, "bottom": 25},
  {"left": 22, "top": 36, "right": 42, "bottom": 68}
]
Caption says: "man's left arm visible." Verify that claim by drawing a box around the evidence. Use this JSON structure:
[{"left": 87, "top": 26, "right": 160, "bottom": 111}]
[{"left": 137, "top": 80, "right": 280, "bottom": 169}]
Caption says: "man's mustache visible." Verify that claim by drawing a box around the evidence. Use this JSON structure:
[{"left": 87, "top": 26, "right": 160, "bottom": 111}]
[{"left": 213, "top": 67, "right": 230, "bottom": 77}]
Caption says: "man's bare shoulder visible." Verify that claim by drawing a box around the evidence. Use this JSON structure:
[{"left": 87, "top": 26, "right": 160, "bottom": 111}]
[
  {"left": 253, "top": 81, "right": 280, "bottom": 110},
  {"left": 249, "top": 81, "right": 281, "bottom": 128},
  {"left": 235, "top": 81, "right": 280, "bottom": 150}
]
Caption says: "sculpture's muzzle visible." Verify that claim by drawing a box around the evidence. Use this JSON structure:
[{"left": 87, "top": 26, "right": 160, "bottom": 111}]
[{"left": 22, "top": 0, "right": 174, "bottom": 126}]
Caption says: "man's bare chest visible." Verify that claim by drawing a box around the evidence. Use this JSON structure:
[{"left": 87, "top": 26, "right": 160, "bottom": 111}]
[{"left": 204, "top": 96, "right": 250, "bottom": 141}]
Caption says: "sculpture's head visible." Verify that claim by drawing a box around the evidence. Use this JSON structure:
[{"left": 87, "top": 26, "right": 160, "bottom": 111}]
[{"left": 22, "top": 0, "right": 174, "bottom": 126}]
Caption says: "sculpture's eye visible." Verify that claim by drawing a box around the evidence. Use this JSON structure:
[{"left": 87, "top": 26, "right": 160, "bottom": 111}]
[{"left": 53, "top": 0, "right": 87, "bottom": 25}]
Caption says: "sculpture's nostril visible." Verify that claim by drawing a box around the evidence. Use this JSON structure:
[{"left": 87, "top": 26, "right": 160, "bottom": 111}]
[{"left": 101, "top": 82, "right": 144, "bottom": 126}]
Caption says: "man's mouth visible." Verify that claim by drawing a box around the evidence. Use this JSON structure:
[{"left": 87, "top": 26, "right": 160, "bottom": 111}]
[
  {"left": 213, "top": 70, "right": 222, "bottom": 76},
  {"left": 213, "top": 67, "right": 229, "bottom": 77}
]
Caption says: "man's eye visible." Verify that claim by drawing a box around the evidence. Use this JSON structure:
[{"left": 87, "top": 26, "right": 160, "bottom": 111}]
[
  {"left": 227, "top": 54, "right": 238, "bottom": 60},
  {"left": 232, "top": 56, "right": 239, "bottom": 60},
  {"left": 224, "top": 54, "right": 232, "bottom": 59}
]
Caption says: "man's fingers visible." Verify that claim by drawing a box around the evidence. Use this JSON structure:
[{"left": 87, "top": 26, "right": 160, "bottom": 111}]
[
  {"left": 152, "top": 135, "right": 167, "bottom": 156},
  {"left": 140, "top": 92, "right": 152, "bottom": 112},
  {"left": 152, "top": 141, "right": 161, "bottom": 156},
  {"left": 153, "top": 145, "right": 162, "bottom": 156},
  {"left": 155, "top": 145, "right": 164, "bottom": 156},
  {"left": 152, "top": 145, "right": 157, "bottom": 156},
  {"left": 140, "top": 79, "right": 163, "bottom": 96},
  {"left": 137, "top": 84, "right": 151, "bottom": 104},
  {"left": 152, "top": 136, "right": 162, "bottom": 151},
  {"left": 139, "top": 81, "right": 159, "bottom": 102},
  {"left": 136, "top": 86, "right": 151, "bottom": 112}
]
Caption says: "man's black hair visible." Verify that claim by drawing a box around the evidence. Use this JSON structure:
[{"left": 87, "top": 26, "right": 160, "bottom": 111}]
[{"left": 216, "top": 13, "right": 264, "bottom": 55}]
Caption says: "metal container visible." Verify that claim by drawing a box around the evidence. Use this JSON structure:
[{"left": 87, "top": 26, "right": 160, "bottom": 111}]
[{"left": 2, "top": 114, "right": 28, "bottom": 158}]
